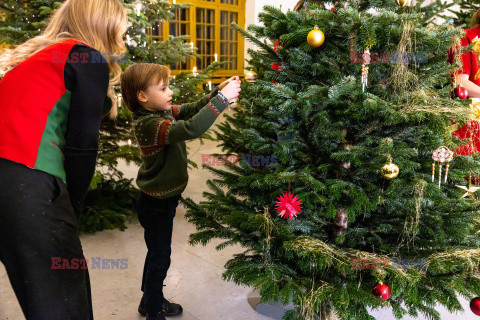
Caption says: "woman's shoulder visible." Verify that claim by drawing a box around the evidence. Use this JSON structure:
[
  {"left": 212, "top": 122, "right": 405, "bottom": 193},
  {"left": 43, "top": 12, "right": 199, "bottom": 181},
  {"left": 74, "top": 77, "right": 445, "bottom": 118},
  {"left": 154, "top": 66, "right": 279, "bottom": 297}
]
[
  {"left": 69, "top": 42, "right": 101, "bottom": 55},
  {"left": 464, "top": 25, "right": 480, "bottom": 42}
]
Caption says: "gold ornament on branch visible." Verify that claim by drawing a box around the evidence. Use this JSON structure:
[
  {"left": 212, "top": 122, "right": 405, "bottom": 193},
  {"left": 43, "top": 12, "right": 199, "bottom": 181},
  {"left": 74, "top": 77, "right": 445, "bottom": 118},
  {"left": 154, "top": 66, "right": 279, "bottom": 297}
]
[
  {"left": 307, "top": 26, "right": 325, "bottom": 48},
  {"left": 431, "top": 146, "right": 454, "bottom": 187},
  {"left": 245, "top": 71, "right": 257, "bottom": 83},
  {"left": 381, "top": 157, "right": 399, "bottom": 179},
  {"left": 395, "top": 0, "right": 411, "bottom": 6}
]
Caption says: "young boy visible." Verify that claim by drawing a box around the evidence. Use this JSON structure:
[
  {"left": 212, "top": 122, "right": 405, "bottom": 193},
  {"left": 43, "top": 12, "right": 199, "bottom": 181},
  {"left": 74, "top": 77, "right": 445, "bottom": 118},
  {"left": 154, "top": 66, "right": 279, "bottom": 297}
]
[{"left": 120, "top": 63, "right": 241, "bottom": 320}]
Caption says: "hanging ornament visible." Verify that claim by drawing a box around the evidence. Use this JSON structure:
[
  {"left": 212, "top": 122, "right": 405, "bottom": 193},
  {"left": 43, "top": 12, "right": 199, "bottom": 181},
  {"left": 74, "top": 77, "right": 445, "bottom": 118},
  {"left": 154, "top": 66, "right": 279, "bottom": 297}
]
[
  {"left": 275, "top": 175, "right": 303, "bottom": 220},
  {"left": 431, "top": 146, "right": 454, "bottom": 187},
  {"left": 307, "top": 26, "right": 325, "bottom": 48},
  {"left": 245, "top": 71, "right": 257, "bottom": 83},
  {"left": 395, "top": 0, "right": 411, "bottom": 6},
  {"left": 380, "top": 157, "right": 399, "bottom": 179},
  {"left": 271, "top": 63, "right": 282, "bottom": 71},
  {"left": 273, "top": 39, "right": 282, "bottom": 53},
  {"left": 361, "top": 46, "right": 371, "bottom": 92},
  {"left": 372, "top": 282, "right": 391, "bottom": 300},
  {"left": 471, "top": 297, "right": 480, "bottom": 316},
  {"left": 456, "top": 176, "right": 480, "bottom": 199},
  {"left": 453, "top": 86, "right": 468, "bottom": 99},
  {"left": 276, "top": 192, "right": 303, "bottom": 219}
]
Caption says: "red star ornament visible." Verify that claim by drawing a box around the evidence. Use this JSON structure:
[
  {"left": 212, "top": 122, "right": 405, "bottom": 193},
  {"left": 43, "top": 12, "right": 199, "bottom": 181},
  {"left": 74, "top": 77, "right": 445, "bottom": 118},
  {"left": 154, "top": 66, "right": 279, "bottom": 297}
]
[{"left": 275, "top": 192, "right": 303, "bottom": 220}]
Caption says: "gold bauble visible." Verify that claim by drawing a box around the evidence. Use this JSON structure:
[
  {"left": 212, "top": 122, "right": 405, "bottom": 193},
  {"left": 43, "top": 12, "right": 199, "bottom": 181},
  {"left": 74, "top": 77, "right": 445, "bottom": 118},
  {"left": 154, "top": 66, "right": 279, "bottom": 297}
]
[
  {"left": 245, "top": 71, "right": 257, "bottom": 83},
  {"left": 307, "top": 26, "right": 325, "bottom": 48},
  {"left": 395, "top": 0, "right": 411, "bottom": 6},
  {"left": 381, "top": 160, "right": 399, "bottom": 179}
]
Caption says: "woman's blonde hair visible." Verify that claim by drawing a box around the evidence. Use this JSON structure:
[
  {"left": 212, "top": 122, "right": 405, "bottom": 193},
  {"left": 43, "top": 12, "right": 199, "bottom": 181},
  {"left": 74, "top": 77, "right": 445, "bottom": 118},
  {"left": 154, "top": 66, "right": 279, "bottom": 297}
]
[{"left": 0, "top": 0, "right": 128, "bottom": 118}]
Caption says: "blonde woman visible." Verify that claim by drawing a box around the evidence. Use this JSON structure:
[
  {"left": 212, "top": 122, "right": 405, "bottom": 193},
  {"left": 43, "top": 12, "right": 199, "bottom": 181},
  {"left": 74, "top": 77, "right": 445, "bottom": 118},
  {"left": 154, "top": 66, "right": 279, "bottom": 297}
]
[{"left": 0, "top": 0, "right": 127, "bottom": 319}]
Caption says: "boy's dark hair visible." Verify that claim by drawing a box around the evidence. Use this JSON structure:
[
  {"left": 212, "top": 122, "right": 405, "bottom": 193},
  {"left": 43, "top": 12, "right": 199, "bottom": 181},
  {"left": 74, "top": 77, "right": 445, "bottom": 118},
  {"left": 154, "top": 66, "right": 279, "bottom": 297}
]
[{"left": 120, "top": 63, "right": 170, "bottom": 113}]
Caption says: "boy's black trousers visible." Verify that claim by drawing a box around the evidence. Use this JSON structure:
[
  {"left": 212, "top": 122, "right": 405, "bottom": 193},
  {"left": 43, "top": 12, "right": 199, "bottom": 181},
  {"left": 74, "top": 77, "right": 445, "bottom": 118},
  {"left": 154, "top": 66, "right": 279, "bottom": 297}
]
[
  {"left": 0, "top": 158, "right": 93, "bottom": 320},
  {"left": 136, "top": 191, "right": 181, "bottom": 316}
]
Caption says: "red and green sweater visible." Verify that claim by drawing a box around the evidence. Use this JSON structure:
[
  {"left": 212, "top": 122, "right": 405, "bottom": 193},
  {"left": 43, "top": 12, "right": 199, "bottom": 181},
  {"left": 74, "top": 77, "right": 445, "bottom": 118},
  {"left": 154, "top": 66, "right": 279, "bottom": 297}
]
[
  {"left": 133, "top": 88, "right": 227, "bottom": 199},
  {"left": 0, "top": 39, "right": 110, "bottom": 212}
]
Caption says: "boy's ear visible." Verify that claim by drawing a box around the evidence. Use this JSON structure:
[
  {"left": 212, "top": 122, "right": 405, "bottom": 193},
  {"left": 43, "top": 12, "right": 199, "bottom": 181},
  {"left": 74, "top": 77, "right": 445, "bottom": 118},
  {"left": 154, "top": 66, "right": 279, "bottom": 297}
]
[{"left": 137, "top": 90, "right": 148, "bottom": 103}]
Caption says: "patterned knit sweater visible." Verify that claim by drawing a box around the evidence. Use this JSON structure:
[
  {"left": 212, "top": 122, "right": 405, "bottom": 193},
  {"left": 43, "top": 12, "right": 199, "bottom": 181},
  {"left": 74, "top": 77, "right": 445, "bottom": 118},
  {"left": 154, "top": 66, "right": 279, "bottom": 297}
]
[{"left": 133, "top": 88, "right": 227, "bottom": 199}]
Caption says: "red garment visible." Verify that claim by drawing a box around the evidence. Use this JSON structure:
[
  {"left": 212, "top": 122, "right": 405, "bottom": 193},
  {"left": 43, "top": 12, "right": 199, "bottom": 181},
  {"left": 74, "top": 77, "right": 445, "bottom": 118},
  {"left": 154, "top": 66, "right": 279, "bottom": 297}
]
[
  {"left": 0, "top": 39, "right": 86, "bottom": 178},
  {"left": 451, "top": 25, "right": 480, "bottom": 155}
]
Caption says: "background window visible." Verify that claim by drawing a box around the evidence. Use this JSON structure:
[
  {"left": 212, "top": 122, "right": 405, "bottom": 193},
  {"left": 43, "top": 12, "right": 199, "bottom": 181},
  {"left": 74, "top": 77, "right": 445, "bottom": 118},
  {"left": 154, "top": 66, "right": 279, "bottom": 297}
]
[
  {"left": 196, "top": 8, "right": 215, "bottom": 70},
  {"left": 220, "top": 11, "right": 238, "bottom": 70},
  {"left": 170, "top": 8, "right": 191, "bottom": 70},
  {"left": 146, "top": 20, "right": 163, "bottom": 42}
]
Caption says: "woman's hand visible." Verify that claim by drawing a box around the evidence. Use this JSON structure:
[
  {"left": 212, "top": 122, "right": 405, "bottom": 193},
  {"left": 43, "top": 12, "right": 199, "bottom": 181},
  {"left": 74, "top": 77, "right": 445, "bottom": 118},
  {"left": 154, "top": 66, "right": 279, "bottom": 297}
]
[
  {"left": 218, "top": 76, "right": 240, "bottom": 90},
  {"left": 456, "top": 74, "right": 480, "bottom": 98}
]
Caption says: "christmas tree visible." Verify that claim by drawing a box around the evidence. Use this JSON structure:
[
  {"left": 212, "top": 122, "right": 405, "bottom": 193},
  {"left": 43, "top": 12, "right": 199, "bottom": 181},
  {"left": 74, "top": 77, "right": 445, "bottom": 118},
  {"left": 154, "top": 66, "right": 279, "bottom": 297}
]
[{"left": 182, "top": 1, "right": 480, "bottom": 319}]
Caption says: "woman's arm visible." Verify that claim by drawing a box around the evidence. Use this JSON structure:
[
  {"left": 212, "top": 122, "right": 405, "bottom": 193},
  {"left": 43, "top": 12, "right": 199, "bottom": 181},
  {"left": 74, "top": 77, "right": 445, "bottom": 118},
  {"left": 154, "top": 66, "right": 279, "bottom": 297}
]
[
  {"left": 64, "top": 44, "right": 110, "bottom": 215},
  {"left": 456, "top": 74, "right": 480, "bottom": 98}
]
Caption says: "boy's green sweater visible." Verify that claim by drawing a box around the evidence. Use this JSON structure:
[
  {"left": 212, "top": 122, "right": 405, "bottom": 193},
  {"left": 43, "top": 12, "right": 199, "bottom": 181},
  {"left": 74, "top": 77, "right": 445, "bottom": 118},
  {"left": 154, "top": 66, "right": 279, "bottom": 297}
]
[{"left": 132, "top": 88, "right": 227, "bottom": 199}]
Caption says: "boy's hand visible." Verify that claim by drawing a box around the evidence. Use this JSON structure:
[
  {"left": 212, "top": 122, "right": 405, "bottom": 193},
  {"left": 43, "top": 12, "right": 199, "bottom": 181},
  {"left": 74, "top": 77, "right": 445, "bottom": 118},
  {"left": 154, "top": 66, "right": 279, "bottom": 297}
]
[
  {"left": 218, "top": 76, "right": 240, "bottom": 90},
  {"left": 219, "top": 78, "right": 241, "bottom": 101}
]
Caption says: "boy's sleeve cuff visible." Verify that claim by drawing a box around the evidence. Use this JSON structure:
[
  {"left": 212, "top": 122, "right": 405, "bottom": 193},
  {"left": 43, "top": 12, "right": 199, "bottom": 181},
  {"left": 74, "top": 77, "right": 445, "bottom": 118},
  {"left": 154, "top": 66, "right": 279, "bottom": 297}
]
[{"left": 209, "top": 95, "right": 228, "bottom": 115}]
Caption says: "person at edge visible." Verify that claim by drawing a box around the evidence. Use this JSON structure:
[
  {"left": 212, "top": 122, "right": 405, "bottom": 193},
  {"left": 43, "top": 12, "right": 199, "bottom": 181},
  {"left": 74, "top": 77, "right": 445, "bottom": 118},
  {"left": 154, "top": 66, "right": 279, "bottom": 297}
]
[
  {"left": 451, "top": 8, "right": 480, "bottom": 156},
  {"left": 0, "top": 0, "right": 127, "bottom": 319},
  {"left": 121, "top": 63, "right": 241, "bottom": 320}
]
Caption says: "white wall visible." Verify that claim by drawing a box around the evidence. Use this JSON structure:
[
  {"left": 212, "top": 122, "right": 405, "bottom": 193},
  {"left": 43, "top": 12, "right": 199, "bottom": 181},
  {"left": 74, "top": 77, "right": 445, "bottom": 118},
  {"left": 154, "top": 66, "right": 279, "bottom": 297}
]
[{"left": 244, "top": 0, "right": 299, "bottom": 70}]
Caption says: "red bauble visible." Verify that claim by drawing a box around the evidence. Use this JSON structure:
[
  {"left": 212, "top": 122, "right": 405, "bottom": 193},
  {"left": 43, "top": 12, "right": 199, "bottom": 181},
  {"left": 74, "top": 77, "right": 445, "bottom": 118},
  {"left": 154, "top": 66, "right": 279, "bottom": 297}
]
[
  {"left": 471, "top": 297, "right": 480, "bottom": 316},
  {"left": 275, "top": 192, "right": 303, "bottom": 220},
  {"left": 273, "top": 39, "right": 282, "bottom": 53},
  {"left": 271, "top": 63, "right": 281, "bottom": 71},
  {"left": 454, "top": 86, "right": 468, "bottom": 99},
  {"left": 372, "top": 282, "right": 391, "bottom": 300},
  {"left": 331, "top": 7, "right": 337, "bottom": 12},
  {"left": 272, "top": 40, "right": 283, "bottom": 72}
]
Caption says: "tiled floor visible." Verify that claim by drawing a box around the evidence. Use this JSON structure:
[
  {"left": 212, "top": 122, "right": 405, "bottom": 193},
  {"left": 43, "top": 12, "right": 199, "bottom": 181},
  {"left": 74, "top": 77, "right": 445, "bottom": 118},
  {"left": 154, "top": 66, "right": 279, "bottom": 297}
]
[{"left": 0, "top": 108, "right": 477, "bottom": 319}]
